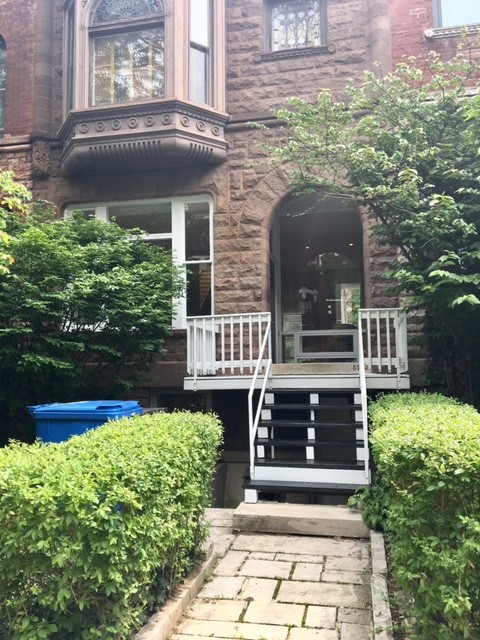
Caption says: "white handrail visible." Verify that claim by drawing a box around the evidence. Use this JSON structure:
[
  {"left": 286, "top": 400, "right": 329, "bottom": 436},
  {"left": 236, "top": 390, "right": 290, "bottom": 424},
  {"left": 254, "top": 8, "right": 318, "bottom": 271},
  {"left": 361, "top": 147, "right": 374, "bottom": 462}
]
[
  {"left": 248, "top": 316, "right": 272, "bottom": 481},
  {"left": 357, "top": 311, "right": 370, "bottom": 481}
]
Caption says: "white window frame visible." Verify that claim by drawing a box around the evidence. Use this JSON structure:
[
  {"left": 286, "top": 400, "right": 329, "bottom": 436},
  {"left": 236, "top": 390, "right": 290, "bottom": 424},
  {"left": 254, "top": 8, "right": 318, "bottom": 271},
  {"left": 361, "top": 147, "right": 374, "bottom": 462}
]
[
  {"left": 64, "top": 195, "right": 214, "bottom": 330},
  {"left": 433, "top": 0, "right": 480, "bottom": 28}
]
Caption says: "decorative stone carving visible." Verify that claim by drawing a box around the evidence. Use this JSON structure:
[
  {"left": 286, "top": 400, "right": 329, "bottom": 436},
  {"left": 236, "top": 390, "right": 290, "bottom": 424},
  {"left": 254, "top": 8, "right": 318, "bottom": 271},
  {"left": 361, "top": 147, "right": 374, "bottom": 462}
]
[{"left": 32, "top": 140, "right": 51, "bottom": 180}]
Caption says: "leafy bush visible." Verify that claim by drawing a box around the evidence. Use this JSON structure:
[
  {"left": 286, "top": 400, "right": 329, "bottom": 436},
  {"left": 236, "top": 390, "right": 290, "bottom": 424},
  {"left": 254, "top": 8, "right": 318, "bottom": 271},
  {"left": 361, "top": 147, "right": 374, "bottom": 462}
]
[
  {"left": 0, "top": 208, "right": 183, "bottom": 444},
  {"left": 368, "top": 392, "right": 480, "bottom": 640},
  {"left": 0, "top": 411, "right": 223, "bottom": 640}
]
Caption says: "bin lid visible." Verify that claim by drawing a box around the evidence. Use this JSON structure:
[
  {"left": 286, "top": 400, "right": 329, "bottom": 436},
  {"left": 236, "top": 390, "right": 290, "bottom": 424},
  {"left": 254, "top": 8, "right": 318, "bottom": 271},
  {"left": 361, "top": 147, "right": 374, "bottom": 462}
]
[{"left": 28, "top": 400, "right": 144, "bottom": 420}]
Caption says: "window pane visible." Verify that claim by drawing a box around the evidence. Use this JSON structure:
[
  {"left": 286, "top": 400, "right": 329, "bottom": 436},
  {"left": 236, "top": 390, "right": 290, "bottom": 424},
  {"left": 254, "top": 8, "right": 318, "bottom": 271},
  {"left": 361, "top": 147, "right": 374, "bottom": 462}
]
[
  {"left": 189, "top": 46, "right": 208, "bottom": 104},
  {"left": 149, "top": 238, "right": 172, "bottom": 252},
  {"left": 190, "top": 0, "right": 210, "bottom": 46},
  {"left": 187, "top": 263, "right": 212, "bottom": 316},
  {"left": 93, "top": 0, "right": 164, "bottom": 24},
  {"left": 271, "top": 1, "right": 322, "bottom": 51},
  {"left": 440, "top": 0, "right": 480, "bottom": 27},
  {"left": 108, "top": 202, "right": 172, "bottom": 234},
  {"left": 94, "top": 28, "right": 165, "bottom": 105},
  {"left": 185, "top": 202, "right": 210, "bottom": 261}
]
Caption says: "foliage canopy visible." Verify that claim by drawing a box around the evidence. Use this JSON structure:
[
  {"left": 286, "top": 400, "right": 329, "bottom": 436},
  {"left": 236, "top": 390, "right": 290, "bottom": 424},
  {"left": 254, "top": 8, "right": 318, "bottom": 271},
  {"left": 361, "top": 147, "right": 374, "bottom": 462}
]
[
  {"left": 264, "top": 50, "right": 480, "bottom": 403},
  {"left": 0, "top": 189, "right": 183, "bottom": 442}
]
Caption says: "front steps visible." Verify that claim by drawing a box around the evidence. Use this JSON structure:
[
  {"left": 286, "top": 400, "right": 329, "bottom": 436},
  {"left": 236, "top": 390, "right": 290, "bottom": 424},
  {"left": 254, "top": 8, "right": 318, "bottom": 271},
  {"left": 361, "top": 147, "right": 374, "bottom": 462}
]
[
  {"left": 233, "top": 502, "right": 370, "bottom": 538},
  {"left": 245, "top": 386, "right": 369, "bottom": 503}
]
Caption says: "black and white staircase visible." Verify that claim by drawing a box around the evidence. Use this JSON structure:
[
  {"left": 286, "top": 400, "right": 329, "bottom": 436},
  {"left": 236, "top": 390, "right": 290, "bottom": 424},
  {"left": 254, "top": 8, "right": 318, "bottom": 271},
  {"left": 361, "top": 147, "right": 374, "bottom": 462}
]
[{"left": 243, "top": 383, "right": 370, "bottom": 503}]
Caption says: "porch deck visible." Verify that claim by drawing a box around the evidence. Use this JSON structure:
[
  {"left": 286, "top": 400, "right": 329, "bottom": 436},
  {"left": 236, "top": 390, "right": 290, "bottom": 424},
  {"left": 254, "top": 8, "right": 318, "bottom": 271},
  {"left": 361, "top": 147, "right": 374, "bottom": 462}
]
[{"left": 184, "top": 309, "right": 410, "bottom": 503}]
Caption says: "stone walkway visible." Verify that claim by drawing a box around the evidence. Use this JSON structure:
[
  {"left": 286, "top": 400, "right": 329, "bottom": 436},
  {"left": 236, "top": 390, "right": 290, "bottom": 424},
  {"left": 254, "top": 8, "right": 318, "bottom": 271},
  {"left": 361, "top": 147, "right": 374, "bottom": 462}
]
[{"left": 169, "top": 508, "right": 376, "bottom": 640}]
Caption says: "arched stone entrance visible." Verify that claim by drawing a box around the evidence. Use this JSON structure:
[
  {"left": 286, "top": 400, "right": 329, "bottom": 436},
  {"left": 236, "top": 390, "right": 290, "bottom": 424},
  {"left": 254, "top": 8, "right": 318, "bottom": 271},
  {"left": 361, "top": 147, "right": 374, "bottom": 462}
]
[{"left": 270, "top": 193, "right": 364, "bottom": 362}]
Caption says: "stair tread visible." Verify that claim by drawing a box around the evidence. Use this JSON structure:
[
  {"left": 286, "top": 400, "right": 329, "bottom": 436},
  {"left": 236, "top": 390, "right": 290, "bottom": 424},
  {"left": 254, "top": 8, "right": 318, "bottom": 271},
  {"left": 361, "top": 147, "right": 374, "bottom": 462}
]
[
  {"left": 256, "top": 438, "right": 364, "bottom": 447},
  {"left": 243, "top": 478, "right": 366, "bottom": 493},
  {"left": 263, "top": 403, "right": 361, "bottom": 410},
  {"left": 254, "top": 460, "right": 365, "bottom": 470},
  {"left": 260, "top": 420, "right": 362, "bottom": 428},
  {"left": 266, "top": 389, "right": 361, "bottom": 394}
]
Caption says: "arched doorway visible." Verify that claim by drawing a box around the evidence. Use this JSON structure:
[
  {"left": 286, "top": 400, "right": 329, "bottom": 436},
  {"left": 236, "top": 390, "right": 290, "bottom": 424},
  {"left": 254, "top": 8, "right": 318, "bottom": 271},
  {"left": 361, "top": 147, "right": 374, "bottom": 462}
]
[{"left": 271, "top": 193, "right": 364, "bottom": 363}]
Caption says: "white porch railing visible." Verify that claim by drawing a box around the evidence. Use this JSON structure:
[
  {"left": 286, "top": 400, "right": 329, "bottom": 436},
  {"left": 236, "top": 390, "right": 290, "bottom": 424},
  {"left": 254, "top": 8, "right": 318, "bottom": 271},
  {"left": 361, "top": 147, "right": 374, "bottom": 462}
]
[
  {"left": 359, "top": 308, "right": 408, "bottom": 377},
  {"left": 186, "top": 313, "right": 272, "bottom": 390},
  {"left": 187, "top": 308, "right": 408, "bottom": 382}
]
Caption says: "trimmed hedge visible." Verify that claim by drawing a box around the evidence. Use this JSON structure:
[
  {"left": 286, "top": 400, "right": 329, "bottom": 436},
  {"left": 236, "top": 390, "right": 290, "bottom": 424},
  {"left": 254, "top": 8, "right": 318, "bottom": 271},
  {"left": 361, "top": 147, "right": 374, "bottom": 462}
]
[
  {"left": 0, "top": 411, "right": 223, "bottom": 640},
  {"left": 369, "top": 393, "right": 480, "bottom": 640}
]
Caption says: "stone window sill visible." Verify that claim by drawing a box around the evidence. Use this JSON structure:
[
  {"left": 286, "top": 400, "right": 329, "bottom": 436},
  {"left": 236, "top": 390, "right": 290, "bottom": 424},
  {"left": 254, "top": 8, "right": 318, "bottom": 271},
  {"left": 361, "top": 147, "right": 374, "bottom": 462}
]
[
  {"left": 254, "top": 44, "right": 335, "bottom": 63},
  {"left": 425, "top": 24, "right": 480, "bottom": 39}
]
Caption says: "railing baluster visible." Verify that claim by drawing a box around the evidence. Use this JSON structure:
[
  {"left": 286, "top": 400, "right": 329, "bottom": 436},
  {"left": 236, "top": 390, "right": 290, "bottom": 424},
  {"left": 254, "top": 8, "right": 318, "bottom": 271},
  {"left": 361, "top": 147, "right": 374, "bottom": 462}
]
[
  {"left": 248, "top": 315, "right": 253, "bottom": 373},
  {"left": 230, "top": 315, "right": 234, "bottom": 373},
  {"left": 239, "top": 315, "right": 244, "bottom": 374},
  {"left": 385, "top": 309, "right": 392, "bottom": 372},
  {"left": 375, "top": 310, "right": 381, "bottom": 372},
  {"left": 221, "top": 316, "right": 226, "bottom": 374}
]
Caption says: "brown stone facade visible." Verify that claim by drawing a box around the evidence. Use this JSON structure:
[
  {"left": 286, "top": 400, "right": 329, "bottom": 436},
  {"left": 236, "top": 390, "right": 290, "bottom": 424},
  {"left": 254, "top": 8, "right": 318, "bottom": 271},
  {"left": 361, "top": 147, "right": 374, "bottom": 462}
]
[{"left": 0, "top": 0, "right": 471, "bottom": 391}]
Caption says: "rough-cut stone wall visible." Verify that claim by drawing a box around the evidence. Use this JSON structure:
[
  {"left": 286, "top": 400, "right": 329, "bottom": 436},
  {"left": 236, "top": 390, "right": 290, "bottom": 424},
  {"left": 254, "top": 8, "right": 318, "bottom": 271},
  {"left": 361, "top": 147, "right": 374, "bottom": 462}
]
[{"left": 226, "top": 0, "right": 372, "bottom": 118}]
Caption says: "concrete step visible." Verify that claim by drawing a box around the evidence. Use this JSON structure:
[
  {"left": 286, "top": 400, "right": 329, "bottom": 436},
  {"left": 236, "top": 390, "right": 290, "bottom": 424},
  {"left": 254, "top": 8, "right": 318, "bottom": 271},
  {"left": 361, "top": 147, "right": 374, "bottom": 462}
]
[{"left": 232, "top": 502, "right": 369, "bottom": 538}]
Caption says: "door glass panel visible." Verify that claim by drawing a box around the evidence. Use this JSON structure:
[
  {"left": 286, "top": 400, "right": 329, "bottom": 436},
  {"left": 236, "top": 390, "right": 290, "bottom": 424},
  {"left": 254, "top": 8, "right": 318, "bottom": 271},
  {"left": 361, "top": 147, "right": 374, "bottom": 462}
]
[
  {"left": 185, "top": 202, "right": 210, "bottom": 260},
  {"left": 187, "top": 263, "right": 211, "bottom": 316}
]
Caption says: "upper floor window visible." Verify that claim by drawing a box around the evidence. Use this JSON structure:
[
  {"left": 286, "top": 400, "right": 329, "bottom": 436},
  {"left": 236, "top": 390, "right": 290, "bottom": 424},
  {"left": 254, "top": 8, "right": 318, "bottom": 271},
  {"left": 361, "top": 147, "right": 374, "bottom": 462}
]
[
  {"left": 434, "top": 0, "right": 480, "bottom": 28},
  {"left": 269, "top": 0, "right": 326, "bottom": 51},
  {"left": 189, "top": 0, "right": 212, "bottom": 104},
  {"left": 0, "top": 37, "right": 6, "bottom": 136},
  {"left": 90, "top": 0, "right": 165, "bottom": 106}
]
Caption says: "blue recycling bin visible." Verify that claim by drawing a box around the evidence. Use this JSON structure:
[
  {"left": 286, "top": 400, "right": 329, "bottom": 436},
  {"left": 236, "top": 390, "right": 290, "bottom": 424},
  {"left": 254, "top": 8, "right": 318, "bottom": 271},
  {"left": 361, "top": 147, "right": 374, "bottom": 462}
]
[{"left": 28, "top": 400, "right": 144, "bottom": 443}]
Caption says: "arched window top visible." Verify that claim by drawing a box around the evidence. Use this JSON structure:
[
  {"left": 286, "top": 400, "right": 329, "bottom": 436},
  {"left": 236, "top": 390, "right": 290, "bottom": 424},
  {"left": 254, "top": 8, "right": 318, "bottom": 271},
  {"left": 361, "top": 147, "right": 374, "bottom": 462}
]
[{"left": 92, "top": 0, "right": 164, "bottom": 25}]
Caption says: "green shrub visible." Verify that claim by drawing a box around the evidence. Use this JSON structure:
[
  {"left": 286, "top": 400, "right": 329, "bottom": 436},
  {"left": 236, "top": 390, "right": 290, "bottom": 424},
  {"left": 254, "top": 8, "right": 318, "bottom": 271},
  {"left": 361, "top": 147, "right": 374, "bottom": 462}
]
[
  {"left": 0, "top": 411, "right": 223, "bottom": 640},
  {"left": 368, "top": 392, "right": 480, "bottom": 640}
]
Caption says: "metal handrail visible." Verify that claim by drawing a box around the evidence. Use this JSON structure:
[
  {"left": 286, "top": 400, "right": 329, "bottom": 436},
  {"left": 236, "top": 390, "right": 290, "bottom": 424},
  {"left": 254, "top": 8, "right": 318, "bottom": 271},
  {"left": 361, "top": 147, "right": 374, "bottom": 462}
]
[
  {"left": 247, "top": 315, "right": 272, "bottom": 481},
  {"left": 357, "top": 311, "right": 370, "bottom": 481}
]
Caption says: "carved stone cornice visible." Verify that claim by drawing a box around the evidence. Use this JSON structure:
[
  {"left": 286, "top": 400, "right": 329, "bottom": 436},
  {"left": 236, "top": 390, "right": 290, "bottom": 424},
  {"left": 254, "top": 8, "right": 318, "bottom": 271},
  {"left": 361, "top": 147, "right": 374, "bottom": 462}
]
[{"left": 57, "top": 99, "right": 228, "bottom": 176}]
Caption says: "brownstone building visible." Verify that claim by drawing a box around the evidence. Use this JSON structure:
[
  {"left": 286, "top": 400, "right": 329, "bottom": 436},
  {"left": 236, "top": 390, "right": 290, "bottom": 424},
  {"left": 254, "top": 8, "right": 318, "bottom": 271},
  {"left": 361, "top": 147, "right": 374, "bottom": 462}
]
[{"left": 1, "top": 0, "right": 479, "bottom": 504}]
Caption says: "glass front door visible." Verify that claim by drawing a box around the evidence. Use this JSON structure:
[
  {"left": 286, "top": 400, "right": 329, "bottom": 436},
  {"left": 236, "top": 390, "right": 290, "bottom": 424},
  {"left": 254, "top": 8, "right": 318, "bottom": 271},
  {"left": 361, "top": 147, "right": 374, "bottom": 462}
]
[{"left": 271, "top": 194, "right": 364, "bottom": 363}]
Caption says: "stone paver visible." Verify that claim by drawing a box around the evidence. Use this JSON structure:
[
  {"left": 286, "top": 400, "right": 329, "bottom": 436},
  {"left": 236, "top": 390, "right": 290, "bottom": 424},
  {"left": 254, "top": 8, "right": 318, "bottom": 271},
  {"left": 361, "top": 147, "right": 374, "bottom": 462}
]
[
  {"left": 240, "top": 577, "right": 279, "bottom": 601},
  {"left": 239, "top": 558, "right": 292, "bottom": 579},
  {"left": 341, "top": 622, "right": 374, "bottom": 640},
  {"left": 185, "top": 599, "right": 245, "bottom": 622},
  {"left": 175, "top": 619, "right": 289, "bottom": 640},
  {"left": 288, "top": 628, "right": 338, "bottom": 640},
  {"left": 304, "top": 605, "right": 337, "bottom": 629},
  {"left": 338, "top": 607, "right": 373, "bottom": 625},
  {"left": 325, "top": 556, "right": 370, "bottom": 572},
  {"left": 277, "top": 580, "right": 371, "bottom": 609},
  {"left": 322, "top": 570, "right": 368, "bottom": 585},
  {"left": 164, "top": 510, "right": 377, "bottom": 640},
  {"left": 292, "top": 561, "right": 323, "bottom": 582},
  {"left": 214, "top": 550, "right": 248, "bottom": 576},
  {"left": 197, "top": 576, "right": 245, "bottom": 599},
  {"left": 243, "top": 601, "right": 305, "bottom": 626}
]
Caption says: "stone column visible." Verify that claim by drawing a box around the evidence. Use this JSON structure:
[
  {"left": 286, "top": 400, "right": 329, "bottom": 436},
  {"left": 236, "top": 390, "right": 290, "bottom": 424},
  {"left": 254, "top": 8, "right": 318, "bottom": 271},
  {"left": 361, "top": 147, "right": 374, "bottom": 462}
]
[{"left": 367, "top": 0, "right": 392, "bottom": 74}]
